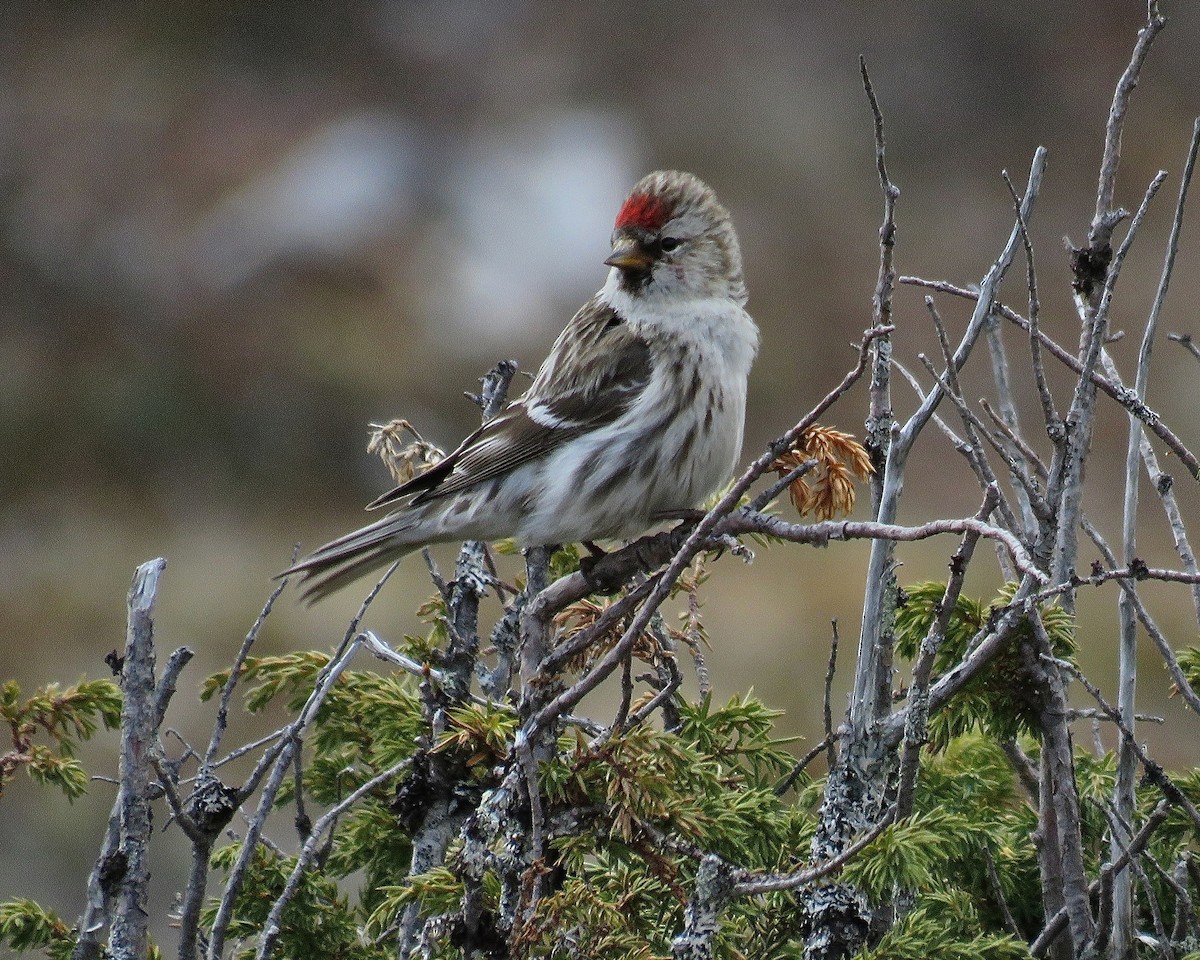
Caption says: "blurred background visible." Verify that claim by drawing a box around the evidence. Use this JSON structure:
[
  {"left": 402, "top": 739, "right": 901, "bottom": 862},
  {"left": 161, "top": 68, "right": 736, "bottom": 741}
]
[{"left": 3, "top": 0, "right": 1200, "bottom": 949}]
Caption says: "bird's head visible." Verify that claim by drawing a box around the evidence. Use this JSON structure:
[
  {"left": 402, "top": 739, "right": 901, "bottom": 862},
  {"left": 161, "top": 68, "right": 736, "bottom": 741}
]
[{"left": 605, "top": 170, "right": 746, "bottom": 306}]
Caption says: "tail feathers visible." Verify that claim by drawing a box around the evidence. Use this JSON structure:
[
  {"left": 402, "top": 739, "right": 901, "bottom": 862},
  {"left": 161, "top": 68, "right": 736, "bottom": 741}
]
[{"left": 279, "top": 513, "right": 423, "bottom": 604}]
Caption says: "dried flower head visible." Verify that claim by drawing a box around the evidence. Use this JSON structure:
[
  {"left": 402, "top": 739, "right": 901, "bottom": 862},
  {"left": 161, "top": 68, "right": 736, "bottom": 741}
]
[
  {"left": 367, "top": 419, "right": 445, "bottom": 486},
  {"left": 771, "top": 425, "right": 873, "bottom": 520},
  {"left": 555, "top": 598, "right": 663, "bottom": 673}
]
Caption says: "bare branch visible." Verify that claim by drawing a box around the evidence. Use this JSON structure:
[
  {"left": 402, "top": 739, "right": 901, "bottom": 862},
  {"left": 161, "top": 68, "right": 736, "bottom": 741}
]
[
  {"left": 860, "top": 55, "right": 901, "bottom": 502},
  {"left": 1032, "top": 800, "right": 1171, "bottom": 956},
  {"left": 1168, "top": 331, "right": 1200, "bottom": 363},
  {"left": 207, "top": 632, "right": 368, "bottom": 960},
  {"left": 853, "top": 145, "right": 1046, "bottom": 733},
  {"left": 1002, "top": 168, "right": 1058, "bottom": 432},
  {"left": 1088, "top": 1, "right": 1166, "bottom": 251},
  {"left": 895, "top": 490, "right": 994, "bottom": 819},
  {"left": 105, "top": 559, "right": 167, "bottom": 960},
  {"left": 717, "top": 511, "right": 1044, "bottom": 584},
  {"left": 823, "top": 620, "right": 839, "bottom": 771},
  {"left": 257, "top": 755, "right": 415, "bottom": 960},
  {"left": 203, "top": 568, "right": 290, "bottom": 768},
  {"left": 1025, "top": 613, "right": 1093, "bottom": 949},
  {"left": 1051, "top": 169, "right": 1168, "bottom": 601},
  {"left": 734, "top": 809, "right": 896, "bottom": 896},
  {"left": 898, "top": 277, "right": 1200, "bottom": 481}
]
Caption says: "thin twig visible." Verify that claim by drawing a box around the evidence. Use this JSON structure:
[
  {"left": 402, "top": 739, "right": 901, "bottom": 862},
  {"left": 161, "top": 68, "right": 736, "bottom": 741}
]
[
  {"left": 1100, "top": 802, "right": 1174, "bottom": 960},
  {"left": 1168, "top": 331, "right": 1200, "bottom": 362},
  {"left": 207, "top": 632, "right": 369, "bottom": 960},
  {"left": 897, "top": 277, "right": 1200, "bottom": 481},
  {"left": 823, "top": 621, "right": 839, "bottom": 771},
  {"left": 1002, "top": 168, "right": 1057, "bottom": 434},
  {"left": 1032, "top": 800, "right": 1171, "bottom": 956},
  {"left": 257, "top": 755, "right": 415, "bottom": 960},
  {"left": 717, "top": 511, "right": 1043, "bottom": 584},
  {"left": 1048, "top": 655, "right": 1200, "bottom": 834},
  {"left": 733, "top": 809, "right": 897, "bottom": 895},
  {"left": 1051, "top": 169, "right": 1168, "bottom": 603},
  {"left": 895, "top": 490, "right": 994, "bottom": 819},
  {"left": 773, "top": 737, "right": 832, "bottom": 798},
  {"left": 982, "top": 843, "right": 1023, "bottom": 938},
  {"left": 205, "top": 559, "right": 291, "bottom": 767},
  {"left": 860, "top": 55, "right": 901, "bottom": 508},
  {"left": 853, "top": 147, "right": 1046, "bottom": 731},
  {"left": 1088, "top": 1, "right": 1166, "bottom": 252}
]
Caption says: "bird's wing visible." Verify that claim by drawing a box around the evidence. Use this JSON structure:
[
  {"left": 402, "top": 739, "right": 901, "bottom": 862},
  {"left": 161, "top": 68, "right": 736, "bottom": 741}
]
[{"left": 368, "top": 298, "right": 652, "bottom": 509}]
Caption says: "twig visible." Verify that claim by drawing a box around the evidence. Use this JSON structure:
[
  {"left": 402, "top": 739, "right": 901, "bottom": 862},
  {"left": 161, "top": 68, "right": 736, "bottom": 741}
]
[
  {"left": 232, "top": 562, "right": 398, "bottom": 814},
  {"left": 1168, "top": 331, "right": 1200, "bottom": 363},
  {"left": 1002, "top": 168, "right": 1058, "bottom": 436},
  {"left": 154, "top": 647, "right": 194, "bottom": 729},
  {"left": 625, "top": 670, "right": 683, "bottom": 730},
  {"left": 1099, "top": 802, "right": 1174, "bottom": 960},
  {"left": 1031, "top": 799, "right": 1171, "bottom": 956},
  {"left": 982, "top": 843, "right": 1022, "bottom": 938},
  {"left": 613, "top": 653, "right": 634, "bottom": 732},
  {"left": 890, "top": 357, "right": 966, "bottom": 451},
  {"left": 207, "top": 631, "right": 368, "bottom": 960},
  {"left": 1110, "top": 151, "right": 1183, "bottom": 950},
  {"left": 1048, "top": 655, "right": 1200, "bottom": 834},
  {"left": 1128, "top": 421, "right": 1200, "bottom": 626},
  {"left": 257, "top": 755, "right": 415, "bottom": 960},
  {"left": 204, "top": 569, "right": 290, "bottom": 768},
  {"left": 1025, "top": 611, "right": 1093, "bottom": 949},
  {"left": 1081, "top": 516, "right": 1200, "bottom": 722},
  {"left": 895, "top": 490, "right": 993, "bottom": 819},
  {"left": 860, "top": 55, "right": 901, "bottom": 503},
  {"left": 1088, "top": 1, "right": 1166, "bottom": 253},
  {"left": 681, "top": 562, "right": 711, "bottom": 700},
  {"left": 823, "top": 621, "right": 839, "bottom": 771},
  {"left": 853, "top": 146, "right": 1046, "bottom": 732},
  {"left": 1032, "top": 562, "right": 1200, "bottom": 601},
  {"left": 914, "top": 350, "right": 1023, "bottom": 561},
  {"left": 716, "top": 511, "right": 1044, "bottom": 584},
  {"left": 749, "top": 457, "right": 818, "bottom": 513},
  {"left": 882, "top": 573, "right": 1041, "bottom": 748},
  {"left": 773, "top": 737, "right": 832, "bottom": 797},
  {"left": 205, "top": 729, "right": 285, "bottom": 773},
  {"left": 1051, "top": 169, "right": 1168, "bottom": 603},
  {"left": 897, "top": 277, "right": 1200, "bottom": 481},
  {"left": 1000, "top": 739, "right": 1040, "bottom": 805},
  {"left": 1065, "top": 708, "right": 1163, "bottom": 724},
  {"left": 921, "top": 299, "right": 1025, "bottom": 554},
  {"left": 734, "top": 809, "right": 897, "bottom": 895}
]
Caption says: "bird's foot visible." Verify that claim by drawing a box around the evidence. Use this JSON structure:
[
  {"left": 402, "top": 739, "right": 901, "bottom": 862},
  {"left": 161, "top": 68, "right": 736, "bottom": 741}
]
[
  {"left": 579, "top": 542, "right": 627, "bottom": 594},
  {"left": 653, "top": 508, "right": 706, "bottom": 524}
]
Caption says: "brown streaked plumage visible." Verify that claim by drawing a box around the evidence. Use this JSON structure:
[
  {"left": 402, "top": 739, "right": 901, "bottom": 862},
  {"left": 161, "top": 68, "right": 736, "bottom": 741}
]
[{"left": 282, "top": 171, "right": 758, "bottom": 602}]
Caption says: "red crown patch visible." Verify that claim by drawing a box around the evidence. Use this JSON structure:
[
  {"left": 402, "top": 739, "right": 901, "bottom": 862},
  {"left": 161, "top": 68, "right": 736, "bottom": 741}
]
[{"left": 615, "top": 193, "right": 670, "bottom": 231}]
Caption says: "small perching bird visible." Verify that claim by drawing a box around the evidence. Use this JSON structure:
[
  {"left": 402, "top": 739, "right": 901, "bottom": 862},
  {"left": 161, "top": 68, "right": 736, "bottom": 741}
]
[{"left": 283, "top": 170, "right": 759, "bottom": 602}]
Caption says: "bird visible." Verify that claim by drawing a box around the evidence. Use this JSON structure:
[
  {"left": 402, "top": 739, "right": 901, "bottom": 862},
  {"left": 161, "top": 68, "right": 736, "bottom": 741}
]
[{"left": 283, "top": 170, "right": 759, "bottom": 603}]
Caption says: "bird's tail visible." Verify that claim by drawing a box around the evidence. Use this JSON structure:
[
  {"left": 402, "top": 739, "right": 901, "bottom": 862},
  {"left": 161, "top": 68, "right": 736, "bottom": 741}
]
[{"left": 279, "top": 511, "right": 427, "bottom": 604}]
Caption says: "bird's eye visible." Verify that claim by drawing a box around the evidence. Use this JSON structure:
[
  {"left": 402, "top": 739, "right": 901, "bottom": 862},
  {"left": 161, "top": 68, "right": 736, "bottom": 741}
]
[{"left": 660, "top": 237, "right": 681, "bottom": 252}]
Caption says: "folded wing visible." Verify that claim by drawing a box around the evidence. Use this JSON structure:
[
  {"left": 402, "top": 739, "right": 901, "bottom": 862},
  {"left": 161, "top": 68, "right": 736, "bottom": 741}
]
[{"left": 368, "top": 299, "right": 652, "bottom": 510}]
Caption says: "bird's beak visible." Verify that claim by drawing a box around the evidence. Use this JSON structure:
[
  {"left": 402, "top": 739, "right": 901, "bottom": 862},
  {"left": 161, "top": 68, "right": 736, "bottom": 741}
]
[{"left": 605, "top": 237, "right": 654, "bottom": 271}]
